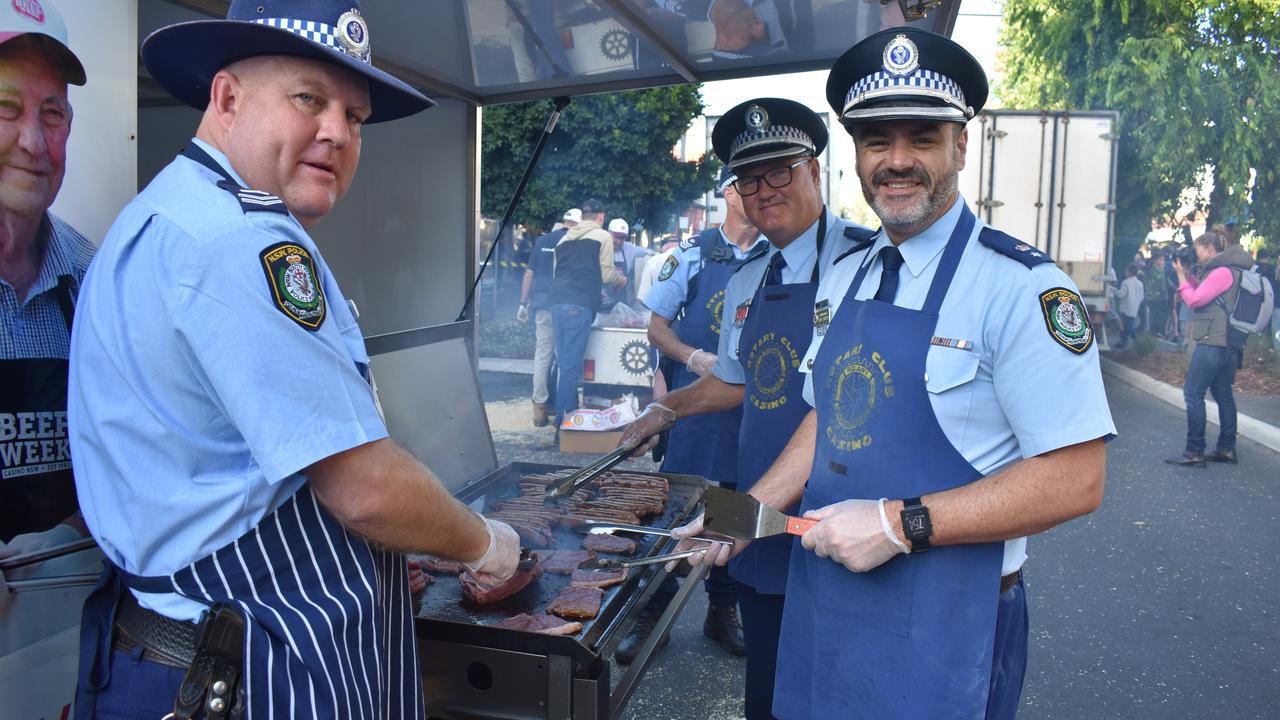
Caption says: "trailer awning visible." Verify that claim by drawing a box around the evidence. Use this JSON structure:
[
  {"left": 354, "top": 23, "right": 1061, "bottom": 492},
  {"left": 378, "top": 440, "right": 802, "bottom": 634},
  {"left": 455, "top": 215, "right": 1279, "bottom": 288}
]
[{"left": 144, "top": 0, "right": 960, "bottom": 106}]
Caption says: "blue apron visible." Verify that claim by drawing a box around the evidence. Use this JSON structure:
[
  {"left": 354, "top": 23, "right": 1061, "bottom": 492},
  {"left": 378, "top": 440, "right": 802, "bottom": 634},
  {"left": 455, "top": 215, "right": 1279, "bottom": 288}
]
[
  {"left": 729, "top": 213, "right": 829, "bottom": 595},
  {"left": 775, "top": 205, "right": 1005, "bottom": 719},
  {"left": 76, "top": 143, "right": 423, "bottom": 720},
  {"left": 661, "top": 228, "right": 751, "bottom": 487}
]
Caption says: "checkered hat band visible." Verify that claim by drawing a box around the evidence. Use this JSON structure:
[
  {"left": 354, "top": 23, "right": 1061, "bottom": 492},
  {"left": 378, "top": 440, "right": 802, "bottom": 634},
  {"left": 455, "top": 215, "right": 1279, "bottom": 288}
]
[
  {"left": 844, "top": 69, "right": 965, "bottom": 113},
  {"left": 731, "top": 125, "right": 815, "bottom": 159},
  {"left": 253, "top": 17, "right": 370, "bottom": 64}
]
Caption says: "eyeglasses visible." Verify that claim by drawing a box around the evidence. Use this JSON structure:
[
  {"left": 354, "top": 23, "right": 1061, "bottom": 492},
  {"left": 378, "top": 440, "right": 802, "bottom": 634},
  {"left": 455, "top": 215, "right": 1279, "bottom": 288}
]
[{"left": 733, "top": 158, "right": 811, "bottom": 197}]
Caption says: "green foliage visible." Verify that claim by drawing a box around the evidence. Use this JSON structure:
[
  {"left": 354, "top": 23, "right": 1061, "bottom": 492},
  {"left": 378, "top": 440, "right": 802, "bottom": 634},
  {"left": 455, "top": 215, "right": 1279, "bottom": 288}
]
[
  {"left": 479, "top": 318, "right": 536, "bottom": 359},
  {"left": 999, "top": 0, "right": 1280, "bottom": 247},
  {"left": 481, "top": 87, "right": 718, "bottom": 234},
  {"left": 1133, "top": 332, "right": 1159, "bottom": 357}
]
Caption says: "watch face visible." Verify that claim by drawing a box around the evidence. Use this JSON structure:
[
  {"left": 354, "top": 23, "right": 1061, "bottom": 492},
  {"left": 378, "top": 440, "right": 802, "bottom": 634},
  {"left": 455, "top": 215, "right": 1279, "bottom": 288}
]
[{"left": 906, "top": 513, "right": 929, "bottom": 536}]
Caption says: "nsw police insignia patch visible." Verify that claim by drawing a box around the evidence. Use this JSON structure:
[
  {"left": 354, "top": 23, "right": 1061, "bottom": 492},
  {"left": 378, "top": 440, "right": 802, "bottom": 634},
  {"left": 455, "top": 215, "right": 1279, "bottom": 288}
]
[
  {"left": 261, "top": 242, "right": 326, "bottom": 330},
  {"left": 1039, "top": 287, "right": 1092, "bottom": 354},
  {"left": 658, "top": 255, "right": 678, "bottom": 281}
]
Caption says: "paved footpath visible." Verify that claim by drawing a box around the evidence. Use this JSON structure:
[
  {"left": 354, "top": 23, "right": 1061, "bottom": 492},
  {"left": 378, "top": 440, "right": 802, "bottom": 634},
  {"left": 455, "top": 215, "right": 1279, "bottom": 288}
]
[{"left": 480, "top": 370, "right": 1280, "bottom": 719}]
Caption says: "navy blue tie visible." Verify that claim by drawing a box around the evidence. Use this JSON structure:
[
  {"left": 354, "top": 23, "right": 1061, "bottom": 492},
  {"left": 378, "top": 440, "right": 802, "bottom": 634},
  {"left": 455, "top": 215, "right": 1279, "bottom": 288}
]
[
  {"left": 874, "top": 246, "right": 904, "bottom": 303},
  {"left": 764, "top": 251, "right": 787, "bottom": 286}
]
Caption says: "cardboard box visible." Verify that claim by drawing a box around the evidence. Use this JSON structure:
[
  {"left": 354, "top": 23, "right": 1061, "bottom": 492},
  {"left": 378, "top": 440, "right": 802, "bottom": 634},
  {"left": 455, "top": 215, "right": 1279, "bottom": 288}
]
[{"left": 559, "top": 429, "right": 625, "bottom": 455}]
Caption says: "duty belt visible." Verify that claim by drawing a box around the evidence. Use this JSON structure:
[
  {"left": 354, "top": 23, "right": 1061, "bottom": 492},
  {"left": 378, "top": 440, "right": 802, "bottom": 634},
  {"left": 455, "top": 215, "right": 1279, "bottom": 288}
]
[{"left": 112, "top": 591, "right": 198, "bottom": 669}]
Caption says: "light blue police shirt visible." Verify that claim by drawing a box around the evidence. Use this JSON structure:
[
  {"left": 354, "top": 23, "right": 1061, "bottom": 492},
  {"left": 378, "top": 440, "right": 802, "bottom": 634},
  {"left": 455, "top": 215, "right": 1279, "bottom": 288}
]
[
  {"left": 641, "top": 228, "right": 767, "bottom": 321},
  {"left": 798, "top": 197, "right": 1117, "bottom": 574},
  {"left": 713, "top": 208, "right": 861, "bottom": 385},
  {"left": 68, "top": 139, "right": 387, "bottom": 621}
]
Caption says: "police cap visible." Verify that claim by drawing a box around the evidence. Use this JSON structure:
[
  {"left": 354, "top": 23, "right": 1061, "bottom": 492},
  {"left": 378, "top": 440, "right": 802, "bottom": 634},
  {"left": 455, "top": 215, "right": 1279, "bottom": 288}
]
[
  {"left": 712, "top": 98, "right": 828, "bottom": 171},
  {"left": 142, "top": 0, "right": 434, "bottom": 124},
  {"left": 826, "top": 28, "right": 987, "bottom": 126}
]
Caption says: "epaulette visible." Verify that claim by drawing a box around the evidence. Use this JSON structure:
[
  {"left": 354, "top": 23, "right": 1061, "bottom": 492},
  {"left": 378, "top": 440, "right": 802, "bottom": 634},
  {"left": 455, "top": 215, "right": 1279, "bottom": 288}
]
[
  {"left": 833, "top": 228, "right": 879, "bottom": 266},
  {"left": 216, "top": 180, "right": 289, "bottom": 215},
  {"left": 679, "top": 236, "right": 698, "bottom": 251},
  {"left": 978, "top": 227, "right": 1054, "bottom": 268}
]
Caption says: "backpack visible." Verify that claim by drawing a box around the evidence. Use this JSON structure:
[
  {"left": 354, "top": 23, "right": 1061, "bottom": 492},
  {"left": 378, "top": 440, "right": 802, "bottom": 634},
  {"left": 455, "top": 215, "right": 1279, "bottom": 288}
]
[{"left": 1220, "top": 267, "right": 1276, "bottom": 347}]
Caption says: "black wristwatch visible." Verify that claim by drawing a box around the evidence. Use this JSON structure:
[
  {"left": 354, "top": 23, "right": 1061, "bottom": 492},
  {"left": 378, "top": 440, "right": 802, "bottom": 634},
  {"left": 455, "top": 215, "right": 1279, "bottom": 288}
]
[{"left": 900, "top": 497, "right": 932, "bottom": 553}]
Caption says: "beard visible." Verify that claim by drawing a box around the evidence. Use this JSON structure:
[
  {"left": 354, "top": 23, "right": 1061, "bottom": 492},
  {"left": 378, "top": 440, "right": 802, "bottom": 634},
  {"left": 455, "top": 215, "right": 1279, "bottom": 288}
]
[{"left": 862, "top": 165, "right": 958, "bottom": 233}]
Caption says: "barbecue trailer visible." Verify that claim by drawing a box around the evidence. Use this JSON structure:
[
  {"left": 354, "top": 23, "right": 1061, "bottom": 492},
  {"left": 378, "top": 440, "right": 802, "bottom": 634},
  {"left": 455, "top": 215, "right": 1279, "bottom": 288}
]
[{"left": 3, "top": 2, "right": 963, "bottom": 718}]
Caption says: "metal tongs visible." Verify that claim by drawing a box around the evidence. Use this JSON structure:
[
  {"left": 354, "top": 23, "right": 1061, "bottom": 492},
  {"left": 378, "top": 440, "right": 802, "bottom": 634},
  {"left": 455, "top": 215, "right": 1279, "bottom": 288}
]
[
  {"left": 574, "top": 520, "right": 731, "bottom": 572},
  {"left": 544, "top": 445, "right": 634, "bottom": 501}
]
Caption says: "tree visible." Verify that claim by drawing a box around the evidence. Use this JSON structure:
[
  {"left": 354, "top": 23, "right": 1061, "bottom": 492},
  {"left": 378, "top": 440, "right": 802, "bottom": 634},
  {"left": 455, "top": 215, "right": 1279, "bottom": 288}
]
[
  {"left": 999, "top": 0, "right": 1280, "bottom": 247},
  {"left": 480, "top": 86, "right": 718, "bottom": 235}
]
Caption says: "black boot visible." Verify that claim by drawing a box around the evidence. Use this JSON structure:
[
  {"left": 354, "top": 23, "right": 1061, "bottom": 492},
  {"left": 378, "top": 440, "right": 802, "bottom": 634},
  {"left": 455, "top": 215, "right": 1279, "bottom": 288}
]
[
  {"left": 1207, "top": 448, "right": 1238, "bottom": 464},
  {"left": 1165, "top": 452, "right": 1206, "bottom": 468},
  {"left": 703, "top": 602, "right": 746, "bottom": 657},
  {"left": 615, "top": 608, "right": 669, "bottom": 665}
]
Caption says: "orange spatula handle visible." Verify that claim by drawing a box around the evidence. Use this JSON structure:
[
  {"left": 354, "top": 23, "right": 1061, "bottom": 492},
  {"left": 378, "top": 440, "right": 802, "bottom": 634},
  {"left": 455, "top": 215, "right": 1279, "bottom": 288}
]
[{"left": 786, "top": 517, "right": 818, "bottom": 535}]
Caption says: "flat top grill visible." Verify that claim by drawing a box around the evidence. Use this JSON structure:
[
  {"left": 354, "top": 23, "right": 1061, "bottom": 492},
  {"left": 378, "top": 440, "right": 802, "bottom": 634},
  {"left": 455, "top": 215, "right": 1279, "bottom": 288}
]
[{"left": 414, "top": 462, "right": 704, "bottom": 667}]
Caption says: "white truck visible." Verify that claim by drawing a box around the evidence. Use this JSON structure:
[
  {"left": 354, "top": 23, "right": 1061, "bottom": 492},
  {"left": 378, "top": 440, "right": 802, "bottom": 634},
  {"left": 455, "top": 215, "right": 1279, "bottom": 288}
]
[{"left": 958, "top": 109, "right": 1120, "bottom": 347}]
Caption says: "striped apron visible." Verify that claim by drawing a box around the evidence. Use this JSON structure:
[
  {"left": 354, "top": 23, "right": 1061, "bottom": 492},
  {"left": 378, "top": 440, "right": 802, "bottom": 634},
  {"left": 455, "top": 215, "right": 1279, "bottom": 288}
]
[{"left": 79, "top": 485, "right": 423, "bottom": 719}]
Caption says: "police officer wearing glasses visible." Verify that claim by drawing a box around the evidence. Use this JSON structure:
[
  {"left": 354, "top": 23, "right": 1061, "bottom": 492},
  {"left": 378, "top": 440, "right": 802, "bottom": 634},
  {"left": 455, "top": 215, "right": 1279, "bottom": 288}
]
[
  {"left": 620, "top": 97, "right": 871, "bottom": 718},
  {"left": 672, "top": 30, "right": 1115, "bottom": 719},
  {"left": 69, "top": 2, "right": 520, "bottom": 717}
]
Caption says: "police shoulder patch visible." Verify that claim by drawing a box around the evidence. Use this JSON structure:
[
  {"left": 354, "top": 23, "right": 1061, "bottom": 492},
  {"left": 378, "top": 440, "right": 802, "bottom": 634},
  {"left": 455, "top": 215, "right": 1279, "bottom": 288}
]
[
  {"left": 260, "top": 242, "right": 327, "bottom": 330},
  {"left": 1039, "top": 287, "right": 1092, "bottom": 354},
  {"left": 979, "top": 227, "right": 1053, "bottom": 268},
  {"left": 658, "top": 254, "right": 679, "bottom": 281},
  {"left": 217, "top": 180, "right": 289, "bottom": 215}
]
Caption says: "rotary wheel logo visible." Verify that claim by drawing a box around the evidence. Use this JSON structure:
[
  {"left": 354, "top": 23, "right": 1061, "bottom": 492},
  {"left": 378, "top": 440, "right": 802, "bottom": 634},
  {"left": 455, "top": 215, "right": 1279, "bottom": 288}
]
[
  {"left": 600, "top": 29, "right": 631, "bottom": 61},
  {"left": 620, "top": 340, "right": 649, "bottom": 375}
]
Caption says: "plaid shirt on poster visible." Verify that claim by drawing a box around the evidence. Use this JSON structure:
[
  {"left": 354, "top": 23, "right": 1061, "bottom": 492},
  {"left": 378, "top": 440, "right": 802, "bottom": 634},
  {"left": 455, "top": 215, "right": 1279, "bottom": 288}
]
[{"left": 1, "top": 213, "right": 96, "bottom": 360}]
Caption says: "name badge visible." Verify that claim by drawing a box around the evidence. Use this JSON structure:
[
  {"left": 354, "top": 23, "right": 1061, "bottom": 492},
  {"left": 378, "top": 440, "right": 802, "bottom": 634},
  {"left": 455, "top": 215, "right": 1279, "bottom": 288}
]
[{"left": 814, "top": 299, "right": 831, "bottom": 336}]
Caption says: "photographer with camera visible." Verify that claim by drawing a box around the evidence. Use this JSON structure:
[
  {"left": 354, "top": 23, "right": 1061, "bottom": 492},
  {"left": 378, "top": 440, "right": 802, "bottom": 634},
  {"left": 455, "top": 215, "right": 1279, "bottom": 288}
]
[{"left": 1165, "top": 230, "right": 1254, "bottom": 467}]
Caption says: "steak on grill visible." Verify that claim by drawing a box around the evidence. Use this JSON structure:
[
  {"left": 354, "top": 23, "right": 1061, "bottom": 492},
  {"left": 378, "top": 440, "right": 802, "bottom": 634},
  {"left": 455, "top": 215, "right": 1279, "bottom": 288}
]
[
  {"left": 581, "top": 534, "right": 637, "bottom": 555},
  {"left": 546, "top": 585, "right": 604, "bottom": 620},
  {"left": 460, "top": 555, "right": 544, "bottom": 605},
  {"left": 570, "top": 567, "right": 628, "bottom": 589},
  {"left": 543, "top": 550, "right": 595, "bottom": 575},
  {"left": 424, "top": 558, "right": 466, "bottom": 575},
  {"left": 491, "top": 613, "right": 584, "bottom": 635}
]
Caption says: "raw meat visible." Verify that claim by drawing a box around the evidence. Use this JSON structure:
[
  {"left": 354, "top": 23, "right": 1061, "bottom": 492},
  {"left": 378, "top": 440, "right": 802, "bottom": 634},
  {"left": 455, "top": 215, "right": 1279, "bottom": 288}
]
[{"left": 546, "top": 586, "right": 603, "bottom": 620}]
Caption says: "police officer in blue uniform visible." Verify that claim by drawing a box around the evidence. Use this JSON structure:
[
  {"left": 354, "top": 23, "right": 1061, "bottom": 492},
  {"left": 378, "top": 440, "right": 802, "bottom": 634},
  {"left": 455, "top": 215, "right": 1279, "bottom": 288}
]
[
  {"left": 68, "top": 3, "right": 520, "bottom": 718},
  {"left": 622, "top": 98, "right": 870, "bottom": 717},
  {"left": 613, "top": 165, "right": 762, "bottom": 662},
  {"left": 682, "top": 30, "right": 1116, "bottom": 719}
]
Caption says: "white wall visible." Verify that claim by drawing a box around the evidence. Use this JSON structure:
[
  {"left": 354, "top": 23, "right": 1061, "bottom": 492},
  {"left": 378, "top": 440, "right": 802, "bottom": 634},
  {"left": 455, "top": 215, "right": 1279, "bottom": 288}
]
[{"left": 48, "top": 0, "right": 138, "bottom": 244}]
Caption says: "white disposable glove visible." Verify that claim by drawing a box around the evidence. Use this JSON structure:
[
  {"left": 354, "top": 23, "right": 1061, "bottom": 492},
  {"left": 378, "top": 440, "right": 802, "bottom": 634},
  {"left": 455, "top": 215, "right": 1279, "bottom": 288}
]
[
  {"left": 799, "top": 498, "right": 908, "bottom": 574},
  {"left": 463, "top": 518, "right": 521, "bottom": 586},
  {"left": 516, "top": 304, "right": 530, "bottom": 322},
  {"left": 616, "top": 402, "right": 677, "bottom": 456},
  {"left": 686, "top": 349, "right": 717, "bottom": 377},
  {"left": 0, "top": 523, "right": 81, "bottom": 581},
  {"left": 663, "top": 512, "right": 740, "bottom": 571}
]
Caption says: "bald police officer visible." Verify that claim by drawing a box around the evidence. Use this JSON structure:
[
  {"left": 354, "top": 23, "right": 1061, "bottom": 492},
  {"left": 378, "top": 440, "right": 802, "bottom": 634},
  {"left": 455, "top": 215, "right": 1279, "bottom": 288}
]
[
  {"left": 69, "top": 2, "right": 519, "bottom": 717},
  {"left": 683, "top": 29, "right": 1115, "bottom": 719}
]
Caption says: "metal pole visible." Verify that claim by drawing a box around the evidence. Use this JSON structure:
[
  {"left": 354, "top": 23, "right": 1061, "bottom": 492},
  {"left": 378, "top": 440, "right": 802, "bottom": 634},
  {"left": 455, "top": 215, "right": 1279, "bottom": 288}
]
[{"left": 457, "top": 96, "right": 571, "bottom": 323}]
